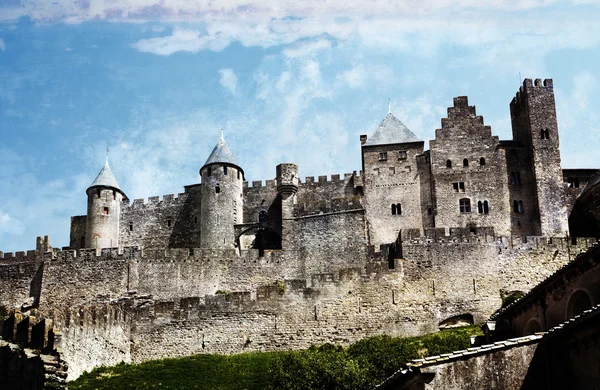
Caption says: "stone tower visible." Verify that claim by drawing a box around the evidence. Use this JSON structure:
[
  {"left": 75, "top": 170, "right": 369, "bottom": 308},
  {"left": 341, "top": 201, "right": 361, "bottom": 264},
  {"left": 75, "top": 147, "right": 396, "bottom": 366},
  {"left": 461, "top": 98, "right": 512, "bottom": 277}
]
[
  {"left": 276, "top": 163, "right": 299, "bottom": 249},
  {"left": 360, "top": 111, "right": 425, "bottom": 249},
  {"left": 200, "top": 133, "right": 244, "bottom": 249},
  {"left": 510, "top": 78, "right": 568, "bottom": 236},
  {"left": 85, "top": 157, "right": 127, "bottom": 249}
]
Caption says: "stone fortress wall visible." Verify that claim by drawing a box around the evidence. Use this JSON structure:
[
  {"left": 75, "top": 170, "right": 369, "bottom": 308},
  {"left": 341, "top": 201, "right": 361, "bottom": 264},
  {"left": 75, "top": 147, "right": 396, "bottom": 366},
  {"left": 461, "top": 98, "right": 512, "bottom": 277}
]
[
  {"left": 1, "top": 78, "right": 599, "bottom": 380},
  {"left": 1, "top": 233, "right": 595, "bottom": 379}
]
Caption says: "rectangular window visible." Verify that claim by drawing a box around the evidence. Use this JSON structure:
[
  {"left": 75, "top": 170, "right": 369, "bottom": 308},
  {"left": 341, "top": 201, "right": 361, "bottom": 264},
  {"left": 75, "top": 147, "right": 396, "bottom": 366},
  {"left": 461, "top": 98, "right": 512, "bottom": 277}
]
[
  {"left": 129, "top": 222, "right": 133, "bottom": 232},
  {"left": 405, "top": 166, "right": 411, "bottom": 173},
  {"left": 103, "top": 207, "right": 109, "bottom": 215},
  {"left": 167, "top": 218, "right": 172, "bottom": 227},
  {"left": 379, "top": 152, "right": 388, "bottom": 161},
  {"left": 389, "top": 167, "right": 395, "bottom": 174},
  {"left": 224, "top": 166, "right": 228, "bottom": 175},
  {"left": 399, "top": 151, "right": 407, "bottom": 159},
  {"left": 452, "top": 182, "right": 465, "bottom": 193},
  {"left": 459, "top": 198, "right": 471, "bottom": 213}
]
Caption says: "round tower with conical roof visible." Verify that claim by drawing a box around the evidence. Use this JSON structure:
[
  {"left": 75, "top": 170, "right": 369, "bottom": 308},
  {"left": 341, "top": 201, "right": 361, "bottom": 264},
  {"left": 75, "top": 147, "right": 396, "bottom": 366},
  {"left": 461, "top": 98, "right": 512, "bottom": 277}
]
[
  {"left": 85, "top": 156, "right": 127, "bottom": 249},
  {"left": 200, "top": 133, "right": 244, "bottom": 249}
]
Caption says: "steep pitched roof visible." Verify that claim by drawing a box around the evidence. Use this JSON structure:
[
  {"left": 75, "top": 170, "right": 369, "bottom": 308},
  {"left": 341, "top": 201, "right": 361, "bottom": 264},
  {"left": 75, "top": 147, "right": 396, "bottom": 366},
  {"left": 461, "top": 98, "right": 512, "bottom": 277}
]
[
  {"left": 203, "top": 134, "right": 240, "bottom": 168},
  {"left": 89, "top": 160, "right": 123, "bottom": 193},
  {"left": 364, "top": 113, "right": 422, "bottom": 146},
  {"left": 580, "top": 170, "right": 600, "bottom": 198}
]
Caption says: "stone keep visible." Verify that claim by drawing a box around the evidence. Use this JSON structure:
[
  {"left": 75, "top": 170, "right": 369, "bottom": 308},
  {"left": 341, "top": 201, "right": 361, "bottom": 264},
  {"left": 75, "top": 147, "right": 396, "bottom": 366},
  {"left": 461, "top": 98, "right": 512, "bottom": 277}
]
[
  {"left": 200, "top": 134, "right": 244, "bottom": 249},
  {"left": 85, "top": 159, "right": 127, "bottom": 249}
]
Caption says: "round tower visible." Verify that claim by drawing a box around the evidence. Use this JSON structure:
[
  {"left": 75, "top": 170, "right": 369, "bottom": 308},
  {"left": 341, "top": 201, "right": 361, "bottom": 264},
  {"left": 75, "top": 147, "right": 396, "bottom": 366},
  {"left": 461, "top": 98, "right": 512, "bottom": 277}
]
[
  {"left": 200, "top": 133, "right": 244, "bottom": 249},
  {"left": 85, "top": 156, "right": 127, "bottom": 249}
]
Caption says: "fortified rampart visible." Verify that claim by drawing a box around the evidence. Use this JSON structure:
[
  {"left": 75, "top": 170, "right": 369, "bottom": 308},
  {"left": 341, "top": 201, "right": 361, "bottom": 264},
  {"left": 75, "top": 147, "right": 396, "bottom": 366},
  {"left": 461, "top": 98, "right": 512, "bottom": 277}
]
[{"left": 2, "top": 233, "right": 595, "bottom": 380}]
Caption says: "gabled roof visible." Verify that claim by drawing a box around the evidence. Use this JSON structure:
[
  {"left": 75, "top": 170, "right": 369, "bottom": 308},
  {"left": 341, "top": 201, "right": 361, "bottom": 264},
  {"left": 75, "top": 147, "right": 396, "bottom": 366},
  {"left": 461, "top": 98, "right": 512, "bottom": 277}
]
[
  {"left": 89, "top": 159, "right": 124, "bottom": 195},
  {"left": 580, "top": 170, "right": 600, "bottom": 198},
  {"left": 202, "top": 134, "right": 241, "bottom": 169},
  {"left": 364, "top": 113, "right": 422, "bottom": 146}
]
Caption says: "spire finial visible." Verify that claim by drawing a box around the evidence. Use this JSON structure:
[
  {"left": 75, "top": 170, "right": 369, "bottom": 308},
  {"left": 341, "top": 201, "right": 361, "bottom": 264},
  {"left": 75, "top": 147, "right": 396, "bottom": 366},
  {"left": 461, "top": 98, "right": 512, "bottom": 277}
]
[
  {"left": 105, "top": 148, "right": 109, "bottom": 165},
  {"left": 221, "top": 128, "right": 224, "bottom": 139},
  {"left": 388, "top": 98, "right": 391, "bottom": 114}
]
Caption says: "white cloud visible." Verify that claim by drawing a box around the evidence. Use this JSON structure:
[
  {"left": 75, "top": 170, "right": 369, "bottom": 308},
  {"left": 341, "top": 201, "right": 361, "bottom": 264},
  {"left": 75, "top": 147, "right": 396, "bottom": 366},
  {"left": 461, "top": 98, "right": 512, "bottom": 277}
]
[
  {"left": 341, "top": 66, "right": 367, "bottom": 88},
  {"left": 218, "top": 68, "right": 238, "bottom": 95},
  {"left": 0, "top": 210, "right": 25, "bottom": 236},
  {"left": 282, "top": 39, "right": 332, "bottom": 58},
  {"left": 130, "top": 28, "right": 231, "bottom": 55},
  {"left": 0, "top": 38, "right": 5, "bottom": 52}
]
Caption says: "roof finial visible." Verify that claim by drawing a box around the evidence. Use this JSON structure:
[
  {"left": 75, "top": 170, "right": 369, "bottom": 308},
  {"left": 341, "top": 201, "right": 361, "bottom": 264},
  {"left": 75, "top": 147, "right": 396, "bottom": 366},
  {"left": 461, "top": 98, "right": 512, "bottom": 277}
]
[
  {"left": 105, "top": 148, "right": 109, "bottom": 165},
  {"left": 221, "top": 128, "right": 224, "bottom": 139},
  {"left": 388, "top": 98, "right": 391, "bottom": 114}
]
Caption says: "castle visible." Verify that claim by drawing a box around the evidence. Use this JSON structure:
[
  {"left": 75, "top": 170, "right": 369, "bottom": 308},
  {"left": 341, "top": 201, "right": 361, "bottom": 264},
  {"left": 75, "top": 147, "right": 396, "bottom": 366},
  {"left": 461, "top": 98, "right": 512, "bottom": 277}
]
[{"left": 1, "top": 78, "right": 599, "bottom": 384}]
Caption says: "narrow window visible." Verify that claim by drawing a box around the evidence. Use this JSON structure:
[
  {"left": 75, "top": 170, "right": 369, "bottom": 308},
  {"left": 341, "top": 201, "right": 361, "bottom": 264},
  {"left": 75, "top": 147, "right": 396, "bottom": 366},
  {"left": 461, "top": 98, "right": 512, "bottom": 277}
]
[
  {"left": 224, "top": 166, "right": 228, "bottom": 175},
  {"left": 446, "top": 160, "right": 452, "bottom": 168},
  {"left": 259, "top": 210, "right": 268, "bottom": 223},
  {"left": 167, "top": 218, "right": 172, "bottom": 227},
  {"left": 463, "top": 158, "right": 469, "bottom": 167},
  {"left": 399, "top": 151, "right": 407, "bottom": 159},
  {"left": 453, "top": 182, "right": 459, "bottom": 192},
  {"left": 391, "top": 204, "right": 397, "bottom": 215},
  {"left": 103, "top": 207, "right": 109, "bottom": 215},
  {"left": 459, "top": 182, "right": 465, "bottom": 192},
  {"left": 215, "top": 185, "right": 220, "bottom": 194},
  {"left": 510, "top": 172, "right": 521, "bottom": 185},
  {"left": 427, "top": 207, "right": 432, "bottom": 215},
  {"left": 129, "top": 222, "right": 133, "bottom": 231},
  {"left": 567, "top": 177, "right": 580, "bottom": 188},
  {"left": 97, "top": 189, "right": 101, "bottom": 198},
  {"left": 483, "top": 200, "right": 489, "bottom": 214},
  {"left": 540, "top": 129, "right": 550, "bottom": 139},
  {"left": 513, "top": 200, "right": 524, "bottom": 214},
  {"left": 396, "top": 203, "right": 402, "bottom": 215},
  {"left": 459, "top": 198, "right": 471, "bottom": 213},
  {"left": 480, "top": 157, "right": 486, "bottom": 166},
  {"left": 194, "top": 216, "right": 198, "bottom": 224},
  {"left": 237, "top": 170, "right": 240, "bottom": 179},
  {"left": 478, "top": 201, "right": 483, "bottom": 214},
  {"left": 379, "top": 152, "right": 388, "bottom": 161}
]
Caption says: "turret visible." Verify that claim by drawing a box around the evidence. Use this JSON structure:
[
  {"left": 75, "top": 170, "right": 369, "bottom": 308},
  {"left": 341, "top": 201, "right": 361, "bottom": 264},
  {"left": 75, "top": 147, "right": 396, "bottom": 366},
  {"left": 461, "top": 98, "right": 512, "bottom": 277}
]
[
  {"left": 200, "top": 133, "right": 244, "bottom": 249},
  {"left": 85, "top": 157, "right": 127, "bottom": 249}
]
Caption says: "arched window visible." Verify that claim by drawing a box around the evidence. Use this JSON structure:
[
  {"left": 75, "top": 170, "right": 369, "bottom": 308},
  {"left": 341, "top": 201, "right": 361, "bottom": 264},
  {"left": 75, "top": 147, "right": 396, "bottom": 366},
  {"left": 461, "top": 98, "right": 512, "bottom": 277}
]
[
  {"left": 215, "top": 185, "right": 220, "bottom": 194},
  {"left": 258, "top": 210, "right": 268, "bottom": 223},
  {"left": 396, "top": 203, "right": 402, "bottom": 215},
  {"left": 459, "top": 198, "right": 471, "bottom": 213},
  {"left": 480, "top": 157, "right": 486, "bottom": 166},
  {"left": 446, "top": 160, "right": 452, "bottom": 168},
  {"left": 567, "top": 290, "right": 592, "bottom": 319},
  {"left": 463, "top": 158, "right": 469, "bottom": 167},
  {"left": 483, "top": 200, "right": 489, "bottom": 214},
  {"left": 478, "top": 201, "right": 483, "bottom": 214},
  {"left": 224, "top": 166, "right": 228, "bottom": 175},
  {"left": 391, "top": 204, "right": 397, "bottom": 215}
]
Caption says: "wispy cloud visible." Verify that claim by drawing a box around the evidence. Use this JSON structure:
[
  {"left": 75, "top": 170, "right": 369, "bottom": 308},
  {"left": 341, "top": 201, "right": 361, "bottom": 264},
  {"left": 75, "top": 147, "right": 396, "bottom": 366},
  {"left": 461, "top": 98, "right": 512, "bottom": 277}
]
[
  {"left": 218, "top": 68, "right": 238, "bottom": 95},
  {"left": 130, "top": 28, "right": 231, "bottom": 55}
]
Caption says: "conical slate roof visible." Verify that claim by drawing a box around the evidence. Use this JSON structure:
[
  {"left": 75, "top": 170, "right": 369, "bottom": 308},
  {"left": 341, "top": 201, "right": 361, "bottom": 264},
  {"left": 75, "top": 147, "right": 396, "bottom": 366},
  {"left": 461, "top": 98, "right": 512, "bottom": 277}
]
[
  {"left": 89, "top": 159, "right": 124, "bottom": 194},
  {"left": 364, "top": 112, "right": 422, "bottom": 146},
  {"left": 202, "top": 134, "right": 240, "bottom": 168}
]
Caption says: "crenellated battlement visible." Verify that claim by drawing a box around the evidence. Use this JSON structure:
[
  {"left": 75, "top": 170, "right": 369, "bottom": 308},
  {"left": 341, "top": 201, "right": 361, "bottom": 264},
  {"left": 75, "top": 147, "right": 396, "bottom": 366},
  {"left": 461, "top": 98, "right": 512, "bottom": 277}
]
[
  {"left": 300, "top": 172, "right": 357, "bottom": 185},
  {"left": 510, "top": 78, "right": 554, "bottom": 107},
  {"left": 123, "top": 192, "right": 190, "bottom": 210},
  {"left": 41, "top": 246, "right": 140, "bottom": 262}
]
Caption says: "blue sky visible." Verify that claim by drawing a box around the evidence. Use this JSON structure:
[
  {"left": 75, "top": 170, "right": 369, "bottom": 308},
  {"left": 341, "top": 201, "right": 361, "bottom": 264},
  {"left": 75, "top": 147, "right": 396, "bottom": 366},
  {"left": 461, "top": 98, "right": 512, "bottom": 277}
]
[{"left": 1, "top": 1, "right": 599, "bottom": 252}]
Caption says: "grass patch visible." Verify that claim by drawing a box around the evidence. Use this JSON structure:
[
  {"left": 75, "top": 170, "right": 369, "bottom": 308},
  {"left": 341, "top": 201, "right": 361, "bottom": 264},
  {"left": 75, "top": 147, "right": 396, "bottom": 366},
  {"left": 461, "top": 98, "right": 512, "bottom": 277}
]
[{"left": 70, "top": 326, "right": 482, "bottom": 390}]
